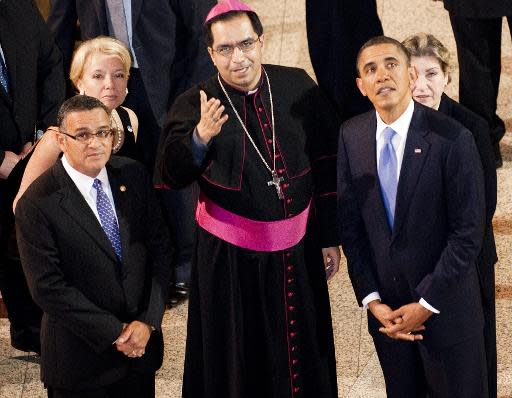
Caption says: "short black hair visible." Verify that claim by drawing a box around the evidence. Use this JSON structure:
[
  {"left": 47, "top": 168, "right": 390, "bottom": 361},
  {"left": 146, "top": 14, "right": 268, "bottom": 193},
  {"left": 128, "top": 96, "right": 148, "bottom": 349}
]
[
  {"left": 355, "top": 36, "right": 411, "bottom": 77},
  {"left": 203, "top": 11, "right": 263, "bottom": 47},
  {"left": 57, "top": 95, "right": 110, "bottom": 127}
]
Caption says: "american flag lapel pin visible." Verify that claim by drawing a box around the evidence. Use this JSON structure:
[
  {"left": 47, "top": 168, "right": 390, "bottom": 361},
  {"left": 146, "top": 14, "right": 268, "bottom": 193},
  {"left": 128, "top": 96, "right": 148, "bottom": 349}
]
[{"left": 414, "top": 148, "right": 422, "bottom": 154}]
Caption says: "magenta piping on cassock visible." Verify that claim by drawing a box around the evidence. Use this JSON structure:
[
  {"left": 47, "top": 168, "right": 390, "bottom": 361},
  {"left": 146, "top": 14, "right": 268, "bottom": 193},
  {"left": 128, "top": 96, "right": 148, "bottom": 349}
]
[{"left": 196, "top": 193, "right": 310, "bottom": 252}]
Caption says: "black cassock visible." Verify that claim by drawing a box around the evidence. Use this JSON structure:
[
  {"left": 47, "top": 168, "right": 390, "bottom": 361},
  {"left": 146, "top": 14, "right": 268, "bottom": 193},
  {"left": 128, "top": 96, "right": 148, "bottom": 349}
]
[{"left": 159, "top": 64, "right": 340, "bottom": 398}]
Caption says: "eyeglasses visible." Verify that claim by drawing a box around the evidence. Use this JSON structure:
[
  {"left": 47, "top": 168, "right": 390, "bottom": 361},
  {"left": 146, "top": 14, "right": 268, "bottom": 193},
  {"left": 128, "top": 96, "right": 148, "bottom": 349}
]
[
  {"left": 211, "top": 37, "right": 261, "bottom": 58},
  {"left": 60, "top": 128, "right": 114, "bottom": 143}
]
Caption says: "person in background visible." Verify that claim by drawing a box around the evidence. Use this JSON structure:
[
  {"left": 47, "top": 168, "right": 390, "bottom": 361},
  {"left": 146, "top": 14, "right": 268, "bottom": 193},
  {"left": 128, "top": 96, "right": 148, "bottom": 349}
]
[
  {"left": 306, "top": 0, "right": 383, "bottom": 121},
  {"left": 16, "top": 95, "right": 172, "bottom": 398},
  {"left": 403, "top": 32, "right": 498, "bottom": 398},
  {"left": 443, "top": 0, "right": 512, "bottom": 167},
  {"left": 0, "top": 0, "right": 65, "bottom": 355},
  {"left": 158, "top": 1, "right": 341, "bottom": 397},
  {"left": 13, "top": 36, "right": 139, "bottom": 210},
  {"left": 338, "top": 36, "right": 488, "bottom": 397}
]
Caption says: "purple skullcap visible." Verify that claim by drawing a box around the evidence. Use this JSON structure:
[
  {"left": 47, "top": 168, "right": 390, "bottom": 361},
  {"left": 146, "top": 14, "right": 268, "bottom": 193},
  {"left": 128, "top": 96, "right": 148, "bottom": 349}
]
[{"left": 204, "top": 0, "right": 254, "bottom": 24}]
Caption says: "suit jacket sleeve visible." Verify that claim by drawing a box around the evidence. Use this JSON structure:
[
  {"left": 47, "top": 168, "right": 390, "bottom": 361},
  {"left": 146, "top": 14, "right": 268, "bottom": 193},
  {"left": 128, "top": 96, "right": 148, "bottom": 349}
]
[
  {"left": 16, "top": 196, "right": 124, "bottom": 354},
  {"left": 415, "top": 130, "right": 486, "bottom": 310},
  {"left": 35, "top": 1, "right": 66, "bottom": 130},
  {"left": 337, "top": 125, "right": 379, "bottom": 304},
  {"left": 134, "top": 166, "right": 173, "bottom": 331}
]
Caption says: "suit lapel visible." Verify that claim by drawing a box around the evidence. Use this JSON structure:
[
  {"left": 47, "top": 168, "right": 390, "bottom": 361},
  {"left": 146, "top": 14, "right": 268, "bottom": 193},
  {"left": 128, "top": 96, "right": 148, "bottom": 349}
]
[
  {"left": 55, "top": 161, "right": 119, "bottom": 262},
  {"left": 357, "top": 113, "right": 392, "bottom": 239},
  {"left": 391, "top": 104, "right": 430, "bottom": 242}
]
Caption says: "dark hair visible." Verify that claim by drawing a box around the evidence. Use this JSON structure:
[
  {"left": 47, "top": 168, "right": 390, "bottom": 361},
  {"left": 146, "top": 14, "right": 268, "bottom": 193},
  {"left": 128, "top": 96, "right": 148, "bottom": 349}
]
[
  {"left": 356, "top": 36, "right": 411, "bottom": 77},
  {"left": 57, "top": 95, "right": 110, "bottom": 127},
  {"left": 203, "top": 11, "right": 263, "bottom": 47}
]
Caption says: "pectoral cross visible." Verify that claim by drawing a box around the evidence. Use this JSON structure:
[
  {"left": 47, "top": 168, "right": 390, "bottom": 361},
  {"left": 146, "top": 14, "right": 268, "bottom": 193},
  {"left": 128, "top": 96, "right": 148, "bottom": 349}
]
[{"left": 268, "top": 170, "right": 285, "bottom": 200}]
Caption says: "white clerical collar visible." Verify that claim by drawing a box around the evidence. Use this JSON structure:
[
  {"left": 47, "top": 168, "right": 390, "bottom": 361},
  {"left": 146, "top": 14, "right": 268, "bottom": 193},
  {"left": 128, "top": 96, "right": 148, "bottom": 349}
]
[{"left": 375, "top": 99, "right": 415, "bottom": 142}]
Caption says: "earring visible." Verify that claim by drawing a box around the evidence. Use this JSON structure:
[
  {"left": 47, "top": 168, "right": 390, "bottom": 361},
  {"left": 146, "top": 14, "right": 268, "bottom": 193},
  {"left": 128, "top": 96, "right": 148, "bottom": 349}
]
[
  {"left": 126, "top": 88, "right": 129, "bottom": 95},
  {"left": 79, "top": 89, "right": 85, "bottom": 95}
]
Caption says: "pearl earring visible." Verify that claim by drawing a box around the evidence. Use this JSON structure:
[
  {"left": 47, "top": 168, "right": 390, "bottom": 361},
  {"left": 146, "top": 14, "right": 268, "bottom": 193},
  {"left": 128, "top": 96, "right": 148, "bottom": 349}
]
[{"left": 79, "top": 89, "right": 85, "bottom": 95}]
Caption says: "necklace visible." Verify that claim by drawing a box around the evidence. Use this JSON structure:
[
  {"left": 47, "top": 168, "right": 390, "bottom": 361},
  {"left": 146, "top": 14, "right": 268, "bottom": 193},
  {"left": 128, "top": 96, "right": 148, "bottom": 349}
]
[{"left": 217, "top": 69, "right": 284, "bottom": 200}]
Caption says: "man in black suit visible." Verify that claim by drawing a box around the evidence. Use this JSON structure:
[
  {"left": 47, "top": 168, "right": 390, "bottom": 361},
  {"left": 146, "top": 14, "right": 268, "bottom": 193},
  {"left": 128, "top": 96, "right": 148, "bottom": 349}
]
[
  {"left": 337, "top": 36, "right": 488, "bottom": 397},
  {"left": 0, "top": 0, "right": 65, "bottom": 354},
  {"left": 443, "top": 0, "right": 512, "bottom": 167},
  {"left": 16, "top": 95, "right": 172, "bottom": 397}
]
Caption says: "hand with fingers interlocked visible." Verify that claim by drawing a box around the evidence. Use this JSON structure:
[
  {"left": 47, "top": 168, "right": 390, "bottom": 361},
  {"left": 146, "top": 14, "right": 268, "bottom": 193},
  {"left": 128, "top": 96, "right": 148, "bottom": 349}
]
[{"left": 196, "top": 90, "right": 229, "bottom": 145}]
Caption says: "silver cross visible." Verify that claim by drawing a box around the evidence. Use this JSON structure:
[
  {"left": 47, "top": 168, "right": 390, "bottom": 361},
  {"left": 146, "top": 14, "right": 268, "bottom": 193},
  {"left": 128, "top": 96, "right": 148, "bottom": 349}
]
[{"left": 268, "top": 170, "right": 285, "bottom": 200}]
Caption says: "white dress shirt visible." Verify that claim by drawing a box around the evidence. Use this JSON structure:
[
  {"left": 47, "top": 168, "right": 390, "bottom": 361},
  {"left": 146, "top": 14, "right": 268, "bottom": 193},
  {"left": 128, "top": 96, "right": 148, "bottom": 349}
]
[
  {"left": 362, "top": 100, "right": 440, "bottom": 314},
  {"left": 61, "top": 155, "right": 119, "bottom": 224}
]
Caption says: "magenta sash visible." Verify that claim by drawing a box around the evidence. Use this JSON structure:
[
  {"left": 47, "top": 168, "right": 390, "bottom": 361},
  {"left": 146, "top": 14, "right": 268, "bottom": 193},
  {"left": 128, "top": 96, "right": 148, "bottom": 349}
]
[{"left": 196, "top": 194, "right": 310, "bottom": 252}]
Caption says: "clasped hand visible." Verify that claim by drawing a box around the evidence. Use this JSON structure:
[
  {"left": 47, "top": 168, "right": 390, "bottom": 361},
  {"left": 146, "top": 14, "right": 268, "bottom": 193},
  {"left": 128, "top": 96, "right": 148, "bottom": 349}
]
[
  {"left": 368, "top": 301, "right": 432, "bottom": 341},
  {"left": 115, "top": 320, "right": 152, "bottom": 358}
]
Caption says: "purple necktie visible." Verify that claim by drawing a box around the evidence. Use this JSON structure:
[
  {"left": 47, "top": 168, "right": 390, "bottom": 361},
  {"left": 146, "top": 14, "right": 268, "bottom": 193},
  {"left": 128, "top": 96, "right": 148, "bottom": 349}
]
[{"left": 93, "top": 179, "right": 123, "bottom": 261}]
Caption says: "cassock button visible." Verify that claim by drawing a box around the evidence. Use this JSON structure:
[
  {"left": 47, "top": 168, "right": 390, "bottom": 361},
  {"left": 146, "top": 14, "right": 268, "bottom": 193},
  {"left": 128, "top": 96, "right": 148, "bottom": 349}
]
[
  {"left": 258, "top": 107, "right": 264, "bottom": 112},
  {"left": 288, "top": 292, "right": 294, "bottom": 298},
  {"left": 287, "top": 278, "right": 294, "bottom": 284},
  {"left": 290, "top": 332, "right": 297, "bottom": 338},
  {"left": 288, "top": 213, "right": 294, "bottom": 218},
  {"left": 293, "top": 373, "right": 299, "bottom": 380},
  {"left": 283, "top": 183, "right": 289, "bottom": 189},
  {"left": 287, "top": 265, "right": 294, "bottom": 271},
  {"left": 292, "top": 358, "right": 299, "bottom": 364},
  {"left": 291, "top": 344, "right": 298, "bottom": 351},
  {"left": 286, "top": 252, "right": 292, "bottom": 257},
  {"left": 264, "top": 123, "right": 269, "bottom": 128},
  {"left": 288, "top": 305, "right": 296, "bottom": 312},
  {"left": 267, "top": 139, "right": 273, "bottom": 144},
  {"left": 286, "top": 198, "right": 292, "bottom": 204},
  {"left": 294, "top": 387, "right": 300, "bottom": 393}
]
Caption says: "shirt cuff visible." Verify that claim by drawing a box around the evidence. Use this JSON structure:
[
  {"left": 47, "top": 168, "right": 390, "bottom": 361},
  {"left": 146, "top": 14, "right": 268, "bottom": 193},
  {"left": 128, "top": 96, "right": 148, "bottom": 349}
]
[
  {"left": 419, "top": 298, "right": 440, "bottom": 314},
  {"left": 362, "top": 292, "right": 381, "bottom": 309},
  {"left": 191, "top": 127, "right": 209, "bottom": 166}
]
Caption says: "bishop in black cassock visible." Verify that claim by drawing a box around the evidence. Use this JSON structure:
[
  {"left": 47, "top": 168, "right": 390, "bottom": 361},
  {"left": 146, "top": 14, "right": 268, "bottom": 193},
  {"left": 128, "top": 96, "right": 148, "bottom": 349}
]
[{"left": 157, "top": 3, "right": 341, "bottom": 397}]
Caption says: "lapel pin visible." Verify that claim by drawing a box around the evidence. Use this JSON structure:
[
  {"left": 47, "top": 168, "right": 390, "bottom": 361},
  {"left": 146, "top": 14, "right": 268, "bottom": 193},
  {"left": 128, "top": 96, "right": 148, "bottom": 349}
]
[
  {"left": 120, "top": 185, "right": 127, "bottom": 192},
  {"left": 127, "top": 126, "right": 133, "bottom": 133},
  {"left": 414, "top": 148, "right": 422, "bottom": 154}
]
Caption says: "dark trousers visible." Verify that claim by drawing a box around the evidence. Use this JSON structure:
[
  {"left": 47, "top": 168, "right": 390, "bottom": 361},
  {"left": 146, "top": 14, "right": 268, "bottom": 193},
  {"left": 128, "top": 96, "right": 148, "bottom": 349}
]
[
  {"left": 47, "top": 371, "right": 155, "bottom": 398},
  {"left": 478, "top": 259, "right": 497, "bottom": 398},
  {"left": 373, "top": 332, "right": 488, "bottom": 398},
  {"left": 0, "top": 187, "right": 42, "bottom": 351},
  {"left": 305, "top": 0, "right": 383, "bottom": 121},
  {"left": 157, "top": 184, "right": 197, "bottom": 285},
  {"left": 449, "top": 15, "right": 511, "bottom": 146},
  {"left": 123, "top": 68, "right": 161, "bottom": 173}
]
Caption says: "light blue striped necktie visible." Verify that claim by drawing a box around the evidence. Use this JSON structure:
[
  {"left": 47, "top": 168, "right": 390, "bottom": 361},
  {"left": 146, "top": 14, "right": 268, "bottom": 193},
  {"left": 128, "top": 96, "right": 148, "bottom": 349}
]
[
  {"left": 378, "top": 127, "right": 398, "bottom": 228},
  {"left": 93, "top": 179, "right": 123, "bottom": 261}
]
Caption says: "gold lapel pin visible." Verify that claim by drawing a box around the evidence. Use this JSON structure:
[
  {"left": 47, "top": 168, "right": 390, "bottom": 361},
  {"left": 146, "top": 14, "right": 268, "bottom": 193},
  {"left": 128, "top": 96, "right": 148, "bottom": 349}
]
[{"left": 120, "top": 185, "right": 127, "bottom": 192}]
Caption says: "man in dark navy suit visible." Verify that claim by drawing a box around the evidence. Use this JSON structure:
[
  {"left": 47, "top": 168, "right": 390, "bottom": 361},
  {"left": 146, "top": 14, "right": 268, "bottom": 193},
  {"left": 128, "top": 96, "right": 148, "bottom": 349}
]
[{"left": 337, "top": 36, "right": 488, "bottom": 397}]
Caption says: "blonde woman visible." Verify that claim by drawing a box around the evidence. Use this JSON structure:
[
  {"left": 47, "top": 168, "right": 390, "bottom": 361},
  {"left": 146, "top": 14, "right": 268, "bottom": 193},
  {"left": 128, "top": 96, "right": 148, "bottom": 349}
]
[{"left": 13, "top": 36, "right": 139, "bottom": 210}]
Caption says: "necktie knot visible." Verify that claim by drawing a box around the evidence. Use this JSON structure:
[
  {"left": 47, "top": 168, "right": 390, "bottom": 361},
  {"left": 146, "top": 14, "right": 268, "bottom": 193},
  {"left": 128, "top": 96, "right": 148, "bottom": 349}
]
[
  {"left": 382, "top": 127, "right": 396, "bottom": 145},
  {"left": 93, "top": 178, "right": 102, "bottom": 190}
]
